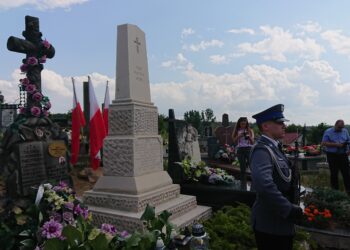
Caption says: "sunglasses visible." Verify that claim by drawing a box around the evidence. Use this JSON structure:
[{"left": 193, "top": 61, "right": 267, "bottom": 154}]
[{"left": 273, "top": 120, "right": 285, "bottom": 125}]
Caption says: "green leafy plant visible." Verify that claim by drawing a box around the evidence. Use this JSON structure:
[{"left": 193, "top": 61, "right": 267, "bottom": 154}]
[
  {"left": 203, "top": 204, "right": 314, "bottom": 250},
  {"left": 303, "top": 187, "right": 350, "bottom": 229}
]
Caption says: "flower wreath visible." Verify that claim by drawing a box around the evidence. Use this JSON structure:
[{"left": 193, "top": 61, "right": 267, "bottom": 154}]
[{"left": 18, "top": 39, "right": 52, "bottom": 118}]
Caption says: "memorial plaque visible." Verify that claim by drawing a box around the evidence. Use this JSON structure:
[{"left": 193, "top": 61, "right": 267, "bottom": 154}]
[
  {"left": 19, "top": 141, "right": 47, "bottom": 195},
  {"left": 18, "top": 140, "right": 69, "bottom": 195},
  {"left": 48, "top": 141, "right": 67, "bottom": 157},
  {"left": 1, "top": 109, "right": 15, "bottom": 128}
]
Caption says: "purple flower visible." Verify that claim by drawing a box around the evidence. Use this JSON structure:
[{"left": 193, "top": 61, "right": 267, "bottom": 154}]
[
  {"left": 64, "top": 202, "right": 74, "bottom": 210},
  {"left": 31, "top": 106, "right": 41, "bottom": 117},
  {"left": 74, "top": 204, "right": 89, "bottom": 219},
  {"left": 101, "top": 223, "right": 117, "bottom": 236},
  {"left": 25, "top": 84, "right": 36, "bottom": 94},
  {"left": 27, "top": 57, "right": 38, "bottom": 65},
  {"left": 62, "top": 212, "right": 74, "bottom": 223},
  {"left": 41, "top": 219, "right": 63, "bottom": 239},
  {"left": 53, "top": 181, "right": 68, "bottom": 192},
  {"left": 32, "top": 92, "right": 43, "bottom": 102},
  {"left": 50, "top": 212, "right": 62, "bottom": 222},
  {"left": 120, "top": 230, "right": 129, "bottom": 238},
  {"left": 39, "top": 55, "right": 47, "bottom": 63},
  {"left": 42, "top": 39, "right": 51, "bottom": 49},
  {"left": 20, "top": 64, "right": 28, "bottom": 72}
]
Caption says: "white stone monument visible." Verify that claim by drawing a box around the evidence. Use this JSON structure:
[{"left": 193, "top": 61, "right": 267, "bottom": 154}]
[{"left": 84, "top": 24, "right": 211, "bottom": 232}]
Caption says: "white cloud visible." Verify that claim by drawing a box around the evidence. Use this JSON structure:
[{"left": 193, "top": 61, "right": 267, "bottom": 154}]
[
  {"left": 210, "top": 55, "right": 229, "bottom": 64},
  {"left": 151, "top": 57, "right": 350, "bottom": 124},
  {"left": 0, "top": 0, "right": 88, "bottom": 10},
  {"left": 1, "top": 69, "right": 114, "bottom": 114},
  {"left": 161, "top": 60, "right": 175, "bottom": 68},
  {"left": 227, "top": 28, "right": 255, "bottom": 35},
  {"left": 238, "top": 25, "right": 324, "bottom": 62},
  {"left": 184, "top": 39, "right": 224, "bottom": 52},
  {"left": 297, "top": 84, "right": 319, "bottom": 106},
  {"left": 296, "top": 21, "right": 322, "bottom": 34},
  {"left": 321, "top": 30, "right": 350, "bottom": 57},
  {"left": 181, "top": 28, "right": 195, "bottom": 38}
]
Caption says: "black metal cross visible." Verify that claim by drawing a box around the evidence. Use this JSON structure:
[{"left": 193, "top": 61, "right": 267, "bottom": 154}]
[
  {"left": 7, "top": 16, "right": 55, "bottom": 93},
  {"left": 134, "top": 37, "right": 141, "bottom": 54}
]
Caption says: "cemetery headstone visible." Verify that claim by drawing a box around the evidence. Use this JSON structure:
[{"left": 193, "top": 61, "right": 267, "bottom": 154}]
[
  {"left": 83, "top": 24, "right": 211, "bottom": 232},
  {"left": 214, "top": 113, "right": 234, "bottom": 146},
  {"left": 1, "top": 16, "right": 70, "bottom": 199}
]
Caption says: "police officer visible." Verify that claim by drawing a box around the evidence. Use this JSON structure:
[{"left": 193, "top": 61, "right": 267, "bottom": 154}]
[{"left": 250, "top": 104, "right": 303, "bottom": 250}]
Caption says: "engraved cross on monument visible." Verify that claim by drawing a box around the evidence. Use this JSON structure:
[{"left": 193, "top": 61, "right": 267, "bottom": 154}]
[{"left": 84, "top": 24, "right": 211, "bottom": 232}]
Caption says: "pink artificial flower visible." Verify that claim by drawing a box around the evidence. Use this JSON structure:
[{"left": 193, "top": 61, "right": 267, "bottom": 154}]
[
  {"left": 43, "top": 109, "right": 49, "bottom": 117},
  {"left": 27, "top": 57, "right": 38, "bottom": 65},
  {"left": 20, "top": 78, "right": 30, "bottom": 85},
  {"left": 25, "top": 84, "right": 36, "bottom": 94},
  {"left": 31, "top": 106, "right": 41, "bottom": 117},
  {"left": 32, "top": 92, "right": 43, "bottom": 102},
  {"left": 42, "top": 39, "right": 51, "bottom": 49},
  {"left": 19, "top": 106, "right": 26, "bottom": 114},
  {"left": 20, "top": 64, "right": 28, "bottom": 72},
  {"left": 45, "top": 101, "right": 51, "bottom": 110},
  {"left": 39, "top": 55, "right": 47, "bottom": 63}
]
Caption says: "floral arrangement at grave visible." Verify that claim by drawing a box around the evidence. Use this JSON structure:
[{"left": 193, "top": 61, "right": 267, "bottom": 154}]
[
  {"left": 214, "top": 144, "right": 235, "bottom": 163},
  {"left": 303, "top": 145, "right": 321, "bottom": 156},
  {"left": 0, "top": 179, "right": 181, "bottom": 250},
  {"left": 300, "top": 187, "right": 350, "bottom": 230},
  {"left": 284, "top": 144, "right": 321, "bottom": 156},
  {"left": 181, "top": 158, "right": 239, "bottom": 186}
]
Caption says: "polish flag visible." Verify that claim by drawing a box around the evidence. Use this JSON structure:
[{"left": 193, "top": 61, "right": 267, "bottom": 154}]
[
  {"left": 103, "top": 82, "right": 110, "bottom": 135},
  {"left": 89, "top": 76, "right": 107, "bottom": 170},
  {"left": 70, "top": 77, "right": 86, "bottom": 165}
]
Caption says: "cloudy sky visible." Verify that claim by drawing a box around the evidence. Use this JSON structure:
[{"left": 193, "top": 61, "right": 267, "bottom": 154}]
[{"left": 1, "top": 1, "right": 350, "bottom": 125}]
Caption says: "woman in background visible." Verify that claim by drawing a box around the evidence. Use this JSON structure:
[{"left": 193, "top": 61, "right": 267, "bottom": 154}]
[{"left": 232, "top": 117, "right": 255, "bottom": 190}]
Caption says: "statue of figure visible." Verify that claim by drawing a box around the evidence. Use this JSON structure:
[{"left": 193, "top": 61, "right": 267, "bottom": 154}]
[{"left": 176, "top": 124, "right": 198, "bottom": 160}]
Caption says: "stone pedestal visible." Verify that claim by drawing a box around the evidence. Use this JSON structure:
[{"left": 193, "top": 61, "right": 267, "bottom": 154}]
[{"left": 84, "top": 24, "right": 210, "bottom": 232}]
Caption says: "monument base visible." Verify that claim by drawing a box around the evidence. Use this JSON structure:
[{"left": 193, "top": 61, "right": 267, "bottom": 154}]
[{"left": 86, "top": 192, "right": 211, "bottom": 232}]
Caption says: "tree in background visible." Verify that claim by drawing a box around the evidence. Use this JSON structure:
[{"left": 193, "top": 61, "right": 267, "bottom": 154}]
[
  {"left": 285, "top": 123, "right": 303, "bottom": 133},
  {"left": 184, "top": 108, "right": 216, "bottom": 135},
  {"left": 184, "top": 110, "right": 202, "bottom": 132},
  {"left": 158, "top": 114, "right": 168, "bottom": 144},
  {"left": 201, "top": 108, "right": 216, "bottom": 124},
  {"left": 307, "top": 123, "right": 330, "bottom": 145}
]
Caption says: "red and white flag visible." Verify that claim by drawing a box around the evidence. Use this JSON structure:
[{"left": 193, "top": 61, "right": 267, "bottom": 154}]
[
  {"left": 103, "top": 81, "right": 110, "bottom": 135},
  {"left": 89, "top": 76, "right": 107, "bottom": 170},
  {"left": 70, "top": 77, "right": 86, "bottom": 165}
]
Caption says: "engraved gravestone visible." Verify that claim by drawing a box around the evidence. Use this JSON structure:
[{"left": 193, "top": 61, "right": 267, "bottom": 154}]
[
  {"left": 84, "top": 24, "right": 211, "bottom": 232},
  {"left": 17, "top": 140, "right": 69, "bottom": 196}
]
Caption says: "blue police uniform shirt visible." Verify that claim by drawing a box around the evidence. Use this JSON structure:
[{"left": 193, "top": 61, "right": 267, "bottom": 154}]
[{"left": 322, "top": 127, "right": 350, "bottom": 154}]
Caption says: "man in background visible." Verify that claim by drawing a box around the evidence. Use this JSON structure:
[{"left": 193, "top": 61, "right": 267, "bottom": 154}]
[{"left": 321, "top": 119, "right": 350, "bottom": 195}]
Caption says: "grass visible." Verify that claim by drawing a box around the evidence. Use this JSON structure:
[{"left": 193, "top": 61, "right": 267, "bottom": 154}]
[{"left": 301, "top": 168, "right": 345, "bottom": 191}]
